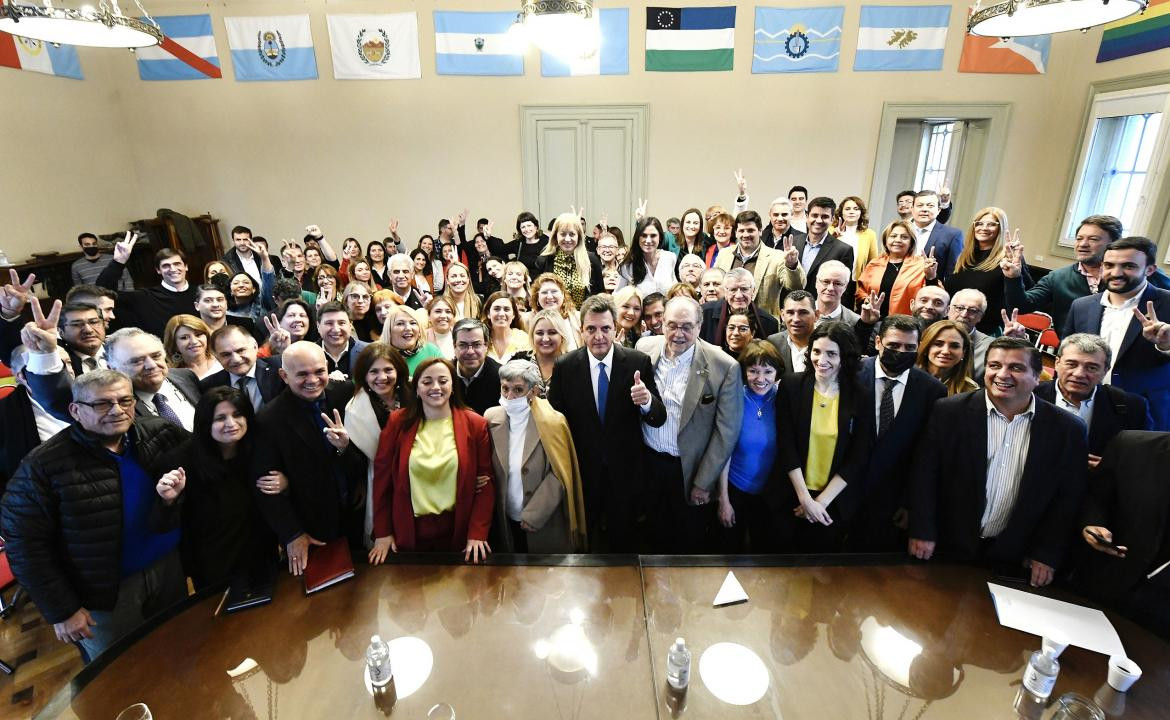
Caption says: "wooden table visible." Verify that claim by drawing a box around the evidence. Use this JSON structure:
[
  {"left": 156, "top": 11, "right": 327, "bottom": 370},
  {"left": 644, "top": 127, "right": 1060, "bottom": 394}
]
[{"left": 38, "top": 556, "right": 1170, "bottom": 719}]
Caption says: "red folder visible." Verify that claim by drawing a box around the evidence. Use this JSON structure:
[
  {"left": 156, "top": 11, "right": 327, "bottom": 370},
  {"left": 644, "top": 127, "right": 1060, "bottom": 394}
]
[{"left": 303, "top": 537, "right": 356, "bottom": 595}]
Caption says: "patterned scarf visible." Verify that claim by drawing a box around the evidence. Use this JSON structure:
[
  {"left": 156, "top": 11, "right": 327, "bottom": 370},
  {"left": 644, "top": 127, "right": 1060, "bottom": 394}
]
[{"left": 553, "top": 252, "right": 587, "bottom": 307}]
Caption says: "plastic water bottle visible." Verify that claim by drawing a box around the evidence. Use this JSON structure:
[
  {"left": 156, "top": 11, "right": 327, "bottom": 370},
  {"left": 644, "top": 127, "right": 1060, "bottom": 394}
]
[
  {"left": 666, "top": 637, "right": 691, "bottom": 690},
  {"left": 1023, "top": 646, "right": 1061, "bottom": 700},
  {"left": 366, "top": 635, "right": 392, "bottom": 688}
]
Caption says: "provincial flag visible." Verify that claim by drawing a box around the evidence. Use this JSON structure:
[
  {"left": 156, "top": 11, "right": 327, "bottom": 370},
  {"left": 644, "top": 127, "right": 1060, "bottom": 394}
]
[
  {"left": 752, "top": 6, "right": 844, "bottom": 74},
  {"left": 541, "top": 8, "right": 629, "bottom": 77},
  {"left": 1097, "top": 0, "right": 1170, "bottom": 63},
  {"left": 136, "top": 14, "right": 221, "bottom": 80},
  {"left": 854, "top": 5, "right": 951, "bottom": 72},
  {"left": 326, "top": 13, "right": 421, "bottom": 80},
  {"left": 434, "top": 11, "right": 524, "bottom": 76},
  {"left": 0, "top": 34, "right": 82, "bottom": 79},
  {"left": 959, "top": 34, "right": 1050, "bottom": 74},
  {"left": 225, "top": 15, "right": 318, "bottom": 82},
  {"left": 646, "top": 6, "right": 736, "bottom": 72}
]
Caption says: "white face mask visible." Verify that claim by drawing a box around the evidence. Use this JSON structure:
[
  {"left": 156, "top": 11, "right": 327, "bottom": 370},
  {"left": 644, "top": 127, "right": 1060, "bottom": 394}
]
[{"left": 499, "top": 395, "right": 530, "bottom": 417}]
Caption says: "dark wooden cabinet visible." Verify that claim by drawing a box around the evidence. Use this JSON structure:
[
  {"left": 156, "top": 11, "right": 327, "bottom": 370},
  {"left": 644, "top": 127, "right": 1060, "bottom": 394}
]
[{"left": 129, "top": 213, "right": 223, "bottom": 286}]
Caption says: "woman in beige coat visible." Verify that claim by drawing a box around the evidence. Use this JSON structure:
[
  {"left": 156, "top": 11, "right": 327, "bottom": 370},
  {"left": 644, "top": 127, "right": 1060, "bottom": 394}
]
[{"left": 484, "top": 359, "right": 587, "bottom": 553}]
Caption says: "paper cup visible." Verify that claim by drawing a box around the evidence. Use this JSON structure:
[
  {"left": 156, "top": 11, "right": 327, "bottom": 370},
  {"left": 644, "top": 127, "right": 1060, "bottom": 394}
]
[{"left": 1107, "top": 655, "right": 1142, "bottom": 692}]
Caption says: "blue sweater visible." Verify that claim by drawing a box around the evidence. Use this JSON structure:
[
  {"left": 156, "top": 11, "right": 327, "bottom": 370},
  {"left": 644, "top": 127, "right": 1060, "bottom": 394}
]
[
  {"left": 112, "top": 440, "right": 180, "bottom": 576},
  {"left": 728, "top": 386, "right": 778, "bottom": 495}
]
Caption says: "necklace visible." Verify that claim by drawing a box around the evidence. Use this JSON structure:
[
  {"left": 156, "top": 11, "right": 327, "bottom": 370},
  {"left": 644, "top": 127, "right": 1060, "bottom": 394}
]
[{"left": 744, "top": 387, "right": 774, "bottom": 419}]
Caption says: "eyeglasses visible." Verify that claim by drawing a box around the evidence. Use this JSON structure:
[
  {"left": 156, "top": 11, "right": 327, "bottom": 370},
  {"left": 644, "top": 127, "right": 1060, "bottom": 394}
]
[
  {"left": 950, "top": 304, "right": 984, "bottom": 315},
  {"left": 974, "top": 221, "right": 1000, "bottom": 229},
  {"left": 64, "top": 318, "right": 104, "bottom": 329},
  {"left": 665, "top": 323, "right": 696, "bottom": 333},
  {"left": 456, "top": 342, "right": 486, "bottom": 351},
  {"left": 75, "top": 397, "right": 136, "bottom": 414}
]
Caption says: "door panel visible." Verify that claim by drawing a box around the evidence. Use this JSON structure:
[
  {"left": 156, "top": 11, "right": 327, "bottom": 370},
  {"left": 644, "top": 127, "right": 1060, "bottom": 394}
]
[
  {"left": 587, "top": 120, "right": 634, "bottom": 230},
  {"left": 536, "top": 120, "right": 582, "bottom": 226}
]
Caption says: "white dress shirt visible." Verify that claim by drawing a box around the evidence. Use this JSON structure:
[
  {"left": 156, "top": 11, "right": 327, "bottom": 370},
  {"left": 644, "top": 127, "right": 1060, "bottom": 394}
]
[
  {"left": 1098, "top": 285, "right": 1145, "bottom": 383},
  {"left": 1054, "top": 385, "right": 1095, "bottom": 428},
  {"left": 588, "top": 346, "right": 615, "bottom": 414},
  {"left": 642, "top": 343, "right": 695, "bottom": 457},
  {"left": 873, "top": 362, "right": 910, "bottom": 429},
  {"left": 137, "top": 377, "right": 196, "bottom": 431},
  {"left": 980, "top": 394, "right": 1036, "bottom": 538},
  {"left": 238, "top": 252, "right": 261, "bottom": 285},
  {"left": 31, "top": 394, "right": 70, "bottom": 441},
  {"left": 506, "top": 410, "right": 529, "bottom": 522},
  {"left": 788, "top": 337, "right": 808, "bottom": 373},
  {"left": 912, "top": 221, "right": 936, "bottom": 256}
]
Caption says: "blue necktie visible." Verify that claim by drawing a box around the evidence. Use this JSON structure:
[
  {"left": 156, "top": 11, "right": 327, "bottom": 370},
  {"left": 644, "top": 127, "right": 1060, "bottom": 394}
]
[
  {"left": 153, "top": 392, "right": 182, "bottom": 427},
  {"left": 596, "top": 362, "right": 608, "bottom": 424}
]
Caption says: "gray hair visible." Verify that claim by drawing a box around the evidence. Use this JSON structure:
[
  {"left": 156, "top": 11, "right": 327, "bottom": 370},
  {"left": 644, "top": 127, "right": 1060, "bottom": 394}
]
[
  {"left": 388, "top": 254, "right": 413, "bottom": 271},
  {"left": 105, "top": 326, "right": 162, "bottom": 365},
  {"left": 951, "top": 288, "right": 987, "bottom": 310},
  {"left": 724, "top": 267, "right": 755, "bottom": 289},
  {"left": 678, "top": 253, "right": 706, "bottom": 270},
  {"left": 72, "top": 368, "right": 132, "bottom": 402},
  {"left": 817, "top": 259, "right": 852, "bottom": 283},
  {"left": 769, "top": 198, "right": 792, "bottom": 210},
  {"left": 665, "top": 294, "right": 703, "bottom": 324},
  {"left": 498, "top": 359, "right": 543, "bottom": 389},
  {"left": 1057, "top": 332, "right": 1113, "bottom": 367},
  {"left": 452, "top": 317, "right": 488, "bottom": 342}
]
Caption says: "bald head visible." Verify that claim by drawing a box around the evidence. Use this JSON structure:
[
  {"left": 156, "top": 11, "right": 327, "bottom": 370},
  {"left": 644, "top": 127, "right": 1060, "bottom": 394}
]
[
  {"left": 910, "top": 285, "right": 950, "bottom": 324},
  {"left": 280, "top": 341, "right": 328, "bottom": 401}
]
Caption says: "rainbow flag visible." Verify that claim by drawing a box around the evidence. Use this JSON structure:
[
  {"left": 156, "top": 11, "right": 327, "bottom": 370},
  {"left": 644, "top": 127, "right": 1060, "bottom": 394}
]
[{"left": 1097, "top": 0, "right": 1170, "bottom": 63}]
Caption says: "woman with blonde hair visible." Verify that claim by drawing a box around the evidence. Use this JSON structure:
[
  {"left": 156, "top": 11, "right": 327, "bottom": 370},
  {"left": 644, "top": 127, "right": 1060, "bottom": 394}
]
[
  {"left": 855, "top": 220, "right": 937, "bottom": 318},
  {"left": 382, "top": 303, "right": 445, "bottom": 378},
  {"left": 916, "top": 320, "right": 979, "bottom": 396},
  {"left": 425, "top": 295, "right": 457, "bottom": 358},
  {"left": 528, "top": 273, "right": 581, "bottom": 351},
  {"left": 832, "top": 196, "right": 880, "bottom": 282},
  {"left": 612, "top": 285, "right": 643, "bottom": 349},
  {"left": 944, "top": 206, "right": 1030, "bottom": 335},
  {"left": 481, "top": 291, "right": 531, "bottom": 363},
  {"left": 502, "top": 260, "right": 531, "bottom": 309},
  {"left": 163, "top": 314, "right": 221, "bottom": 379},
  {"left": 534, "top": 211, "right": 604, "bottom": 307},
  {"left": 441, "top": 261, "right": 481, "bottom": 320},
  {"left": 512, "top": 308, "right": 570, "bottom": 396}
]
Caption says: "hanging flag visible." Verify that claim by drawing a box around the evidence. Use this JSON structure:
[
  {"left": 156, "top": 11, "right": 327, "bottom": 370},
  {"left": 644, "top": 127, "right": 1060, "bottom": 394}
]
[
  {"left": 854, "top": 5, "right": 950, "bottom": 72},
  {"left": 326, "top": 13, "right": 421, "bottom": 80},
  {"left": 1097, "top": 0, "right": 1170, "bottom": 63},
  {"left": 752, "top": 6, "right": 844, "bottom": 74},
  {"left": 225, "top": 15, "right": 318, "bottom": 81},
  {"left": 136, "top": 14, "right": 221, "bottom": 80},
  {"left": 541, "top": 8, "right": 629, "bottom": 77},
  {"left": 646, "top": 6, "right": 736, "bottom": 72},
  {"left": 433, "top": 11, "right": 524, "bottom": 76},
  {"left": 0, "top": 34, "right": 82, "bottom": 79},
  {"left": 959, "top": 34, "right": 1050, "bottom": 74}
]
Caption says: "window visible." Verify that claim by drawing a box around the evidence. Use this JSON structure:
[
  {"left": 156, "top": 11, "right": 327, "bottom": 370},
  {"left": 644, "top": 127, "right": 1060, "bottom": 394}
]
[
  {"left": 914, "top": 122, "right": 956, "bottom": 193},
  {"left": 1063, "top": 85, "right": 1170, "bottom": 244}
]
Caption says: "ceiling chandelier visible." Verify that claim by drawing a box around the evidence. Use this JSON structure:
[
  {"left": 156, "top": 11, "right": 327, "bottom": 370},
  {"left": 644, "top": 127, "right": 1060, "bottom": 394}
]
[
  {"left": 967, "top": 0, "right": 1148, "bottom": 37},
  {"left": 0, "top": 0, "right": 162, "bottom": 49},
  {"left": 514, "top": 0, "right": 600, "bottom": 61}
]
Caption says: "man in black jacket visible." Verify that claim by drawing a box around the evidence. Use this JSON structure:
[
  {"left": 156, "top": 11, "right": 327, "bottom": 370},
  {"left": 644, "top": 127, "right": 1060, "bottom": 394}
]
[
  {"left": 96, "top": 234, "right": 198, "bottom": 338},
  {"left": 0, "top": 369, "right": 188, "bottom": 662},
  {"left": 0, "top": 346, "right": 70, "bottom": 492},
  {"left": 452, "top": 318, "right": 500, "bottom": 416},
  {"left": 201, "top": 324, "right": 284, "bottom": 410}
]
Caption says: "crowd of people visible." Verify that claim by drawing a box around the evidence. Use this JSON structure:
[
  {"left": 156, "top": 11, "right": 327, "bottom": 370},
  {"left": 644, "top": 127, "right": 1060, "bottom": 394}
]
[{"left": 2, "top": 177, "right": 1169, "bottom": 664}]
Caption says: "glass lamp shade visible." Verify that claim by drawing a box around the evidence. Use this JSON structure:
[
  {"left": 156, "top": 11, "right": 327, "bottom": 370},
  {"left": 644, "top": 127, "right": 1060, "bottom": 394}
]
[
  {"left": 0, "top": 4, "right": 162, "bottom": 48},
  {"left": 518, "top": 0, "right": 599, "bottom": 61},
  {"left": 968, "top": 0, "right": 1147, "bottom": 37}
]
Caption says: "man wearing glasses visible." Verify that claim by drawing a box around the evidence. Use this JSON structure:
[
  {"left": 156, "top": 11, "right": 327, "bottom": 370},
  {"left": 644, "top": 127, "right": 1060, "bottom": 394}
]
[
  {"left": 453, "top": 318, "right": 501, "bottom": 416},
  {"left": 947, "top": 288, "right": 994, "bottom": 383},
  {"left": 1, "top": 369, "right": 188, "bottom": 662}
]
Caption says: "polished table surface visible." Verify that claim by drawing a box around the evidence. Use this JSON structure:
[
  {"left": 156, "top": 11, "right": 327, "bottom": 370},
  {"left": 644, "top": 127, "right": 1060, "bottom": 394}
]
[{"left": 40, "top": 557, "right": 1170, "bottom": 719}]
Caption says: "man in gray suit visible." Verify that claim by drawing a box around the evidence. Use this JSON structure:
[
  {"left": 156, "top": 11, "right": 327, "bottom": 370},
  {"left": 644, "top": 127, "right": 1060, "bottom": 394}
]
[
  {"left": 813, "top": 260, "right": 860, "bottom": 326},
  {"left": 947, "top": 289, "right": 993, "bottom": 384},
  {"left": 766, "top": 290, "right": 818, "bottom": 375},
  {"left": 636, "top": 296, "right": 742, "bottom": 552}
]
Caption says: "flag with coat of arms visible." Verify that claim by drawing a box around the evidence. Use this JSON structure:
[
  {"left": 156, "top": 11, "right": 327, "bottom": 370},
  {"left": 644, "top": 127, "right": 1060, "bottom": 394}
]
[
  {"left": 433, "top": 11, "right": 525, "bottom": 76},
  {"left": 752, "top": 6, "right": 844, "bottom": 73},
  {"left": 225, "top": 15, "right": 318, "bottom": 81},
  {"left": 0, "top": 33, "right": 82, "bottom": 79},
  {"left": 326, "top": 13, "right": 421, "bottom": 80}
]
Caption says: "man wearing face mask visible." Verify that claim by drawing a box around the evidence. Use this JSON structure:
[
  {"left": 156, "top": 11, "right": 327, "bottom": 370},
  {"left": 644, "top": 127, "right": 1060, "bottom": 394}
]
[
  {"left": 71, "top": 233, "right": 134, "bottom": 290},
  {"left": 848, "top": 315, "right": 945, "bottom": 551}
]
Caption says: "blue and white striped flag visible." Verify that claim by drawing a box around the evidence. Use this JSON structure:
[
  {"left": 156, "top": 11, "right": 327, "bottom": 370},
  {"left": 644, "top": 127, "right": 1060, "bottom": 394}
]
[
  {"left": 434, "top": 11, "right": 524, "bottom": 76},
  {"left": 541, "top": 8, "right": 629, "bottom": 77},
  {"left": 136, "top": 14, "right": 221, "bottom": 80},
  {"left": 854, "top": 5, "right": 951, "bottom": 72},
  {"left": 225, "top": 15, "right": 317, "bottom": 81},
  {"left": 752, "top": 6, "right": 844, "bottom": 73}
]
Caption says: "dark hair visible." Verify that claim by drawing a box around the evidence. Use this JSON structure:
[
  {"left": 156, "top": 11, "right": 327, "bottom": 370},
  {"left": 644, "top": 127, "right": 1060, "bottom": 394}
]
[
  {"left": 452, "top": 316, "right": 489, "bottom": 344},
  {"left": 1078, "top": 215, "right": 1123, "bottom": 243},
  {"left": 1105, "top": 236, "right": 1157, "bottom": 267},
  {"left": 835, "top": 196, "right": 870, "bottom": 232},
  {"left": 987, "top": 336, "right": 1042, "bottom": 376},
  {"left": 401, "top": 358, "right": 466, "bottom": 428},
  {"left": 195, "top": 283, "right": 224, "bottom": 302},
  {"left": 352, "top": 343, "right": 410, "bottom": 406},
  {"left": 896, "top": 190, "right": 917, "bottom": 202},
  {"left": 783, "top": 289, "right": 815, "bottom": 308},
  {"left": 515, "top": 211, "right": 540, "bottom": 235},
  {"left": 230, "top": 225, "right": 252, "bottom": 238},
  {"left": 915, "top": 190, "right": 939, "bottom": 202},
  {"left": 193, "top": 386, "right": 255, "bottom": 462},
  {"left": 579, "top": 293, "right": 619, "bottom": 325},
  {"left": 788, "top": 185, "right": 808, "bottom": 199},
  {"left": 808, "top": 196, "right": 837, "bottom": 214},
  {"left": 155, "top": 248, "right": 185, "bottom": 268},
  {"left": 477, "top": 217, "right": 490, "bottom": 228},
  {"left": 209, "top": 322, "right": 252, "bottom": 351},
  {"left": 438, "top": 219, "right": 451, "bottom": 231},
  {"left": 77, "top": 232, "right": 98, "bottom": 244},
  {"left": 272, "top": 278, "right": 301, "bottom": 304},
  {"left": 805, "top": 320, "right": 862, "bottom": 383},
  {"left": 210, "top": 272, "right": 231, "bottom": 297},
  {"left": 409, "top": 248, "right": 433, "bottom": 280},
  {"left": 227, "top": 272, "right": 259, "bottom": 306},
  {"left": 642, "top": 291, "right": 666, "bottom": 310},
  {"left": 275, "top": 297, "right": 316, "bottom": 342},
  {"left": 316, "top": 300, "right": 350, "bottom": 323},
  {"left": 366, "top": 239, "right": 388, "bottom": 263},
  {"left": 878, "top": 314, "right": 921, "bottom": 341},
  {"left": 734, "top": 210, "right": 763, "bottom": 232},
  {"left": 622, "top": 217, "right": 666, "bottom": 285},
  {"left": 60, "top": 301, "right": 100, "bottom": 325},
  {"left": 67, "top": 283, "right": 116, "bottom": 303},
  {"left": 678, "top": 208, "right": 706, "bottom": 253},
  {"left": 486, "top": 255, "right": 506, "bottom": 266},
  {"left": 480, "top": 291, "right": 524, "bottom": 331},
  {"left": 738, "top": 339, "right": 785, "bottom": 380},
  {"left": 608, "top": 226, "right": 625, "bottom": 245}
]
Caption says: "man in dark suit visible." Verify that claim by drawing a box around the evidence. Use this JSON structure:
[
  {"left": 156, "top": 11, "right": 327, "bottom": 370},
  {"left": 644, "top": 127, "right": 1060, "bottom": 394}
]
[
  {"left": 1037, "top": 333, "right": 1152, "bottom": 465},
  {"left": 761, "top": 198, "right": 808, "bottom": 250},
  {"left": 222, "top": 225, "right": 283, "bottom": 285},
  {"left": 0, "top": 346, "right": 70, "bottom": 493},
  {"left": 766, "top": 290, "right": 817, "bottom": 374},
  {"left": 201, "top": 324, "right": 285, "bottom": 411},
  {"left": 911, "top": 191, "right": 964, "bottom": 283},
  {"left": 847, "top": 315, "right": 946, "bottom": 551},
  {"left": 317, "top": 302, "right": 369, "bottom": 381},
  {"left": 0, "top": 286, "right": 107, "bottom": 376},
  {"left": 548, "top": 294, "right": 666, "bottom": 552},
  {"left": 1064, "top": 237, "right": 1170, "bottom": 430},
  {"left": 252, "top": 342, "right": 367, "bottom": 575},
  {"left": 699, "top": 268, "right": 779, "bottom": 346},
  {"left": 795, "top": 197, "right": 854, "bottom": 295},
  {"left": 452, "top": 318, "right": 501, "bottom": 416},
  {"left": 909, "top": 337, "right": 1088, "bottom": 587}
]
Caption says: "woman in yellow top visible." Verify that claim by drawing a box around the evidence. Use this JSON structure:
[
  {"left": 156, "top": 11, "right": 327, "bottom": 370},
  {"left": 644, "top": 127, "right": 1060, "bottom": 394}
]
[
  {"left": 481, "top": 291, "right": 531, "bottom": 363},
  {"left": 774, "top": 321, "right": 871, "bottom": 553},
  {"left": 832, "top": 196, "right": 880, "bottom": 287}
]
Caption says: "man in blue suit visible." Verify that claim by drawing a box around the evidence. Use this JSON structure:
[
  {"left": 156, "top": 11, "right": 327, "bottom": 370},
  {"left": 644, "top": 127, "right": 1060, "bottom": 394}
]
[
  {"left": 1064, "top": 237, "right": 1170, "bottom": 431},
  {"left": 911, "top": 191, "right": 964, "bottom": 282}
]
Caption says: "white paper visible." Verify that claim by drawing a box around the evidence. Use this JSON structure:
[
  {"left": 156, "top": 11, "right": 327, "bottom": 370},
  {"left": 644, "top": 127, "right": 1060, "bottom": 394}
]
[
  {"left": 987, "top": 583, "right": 1125, "bottom": 657},
  {"left": 713, "top": 571, "right": 749, "bottom": 607}
]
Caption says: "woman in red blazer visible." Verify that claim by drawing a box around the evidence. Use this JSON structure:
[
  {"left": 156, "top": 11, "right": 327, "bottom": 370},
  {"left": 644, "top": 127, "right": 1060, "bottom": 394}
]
[{"left": 370, "top": 357, "right": 495, "bottom": 564}]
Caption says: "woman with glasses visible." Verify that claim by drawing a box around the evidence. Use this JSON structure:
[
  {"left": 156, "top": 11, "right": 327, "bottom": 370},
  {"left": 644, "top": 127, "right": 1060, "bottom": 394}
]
[
  {"left": 855, "top": 220, "right": 936, "bottom": 318},
  {"left": 916, "top": 320, "right": 979, "bottom": 396},
  {"left": 619, "top": 217, "right": 677, "bottom": 296},
  {"left": 382, "top": 304, "right": 444, "bottom": 378},
  {"left": 944, "top": 207, "right": 1031, "bottom": 335},
  {"left": 162, "top": 314, "right": 221, "bottom": 380},
  {"left": 343, "top": 282, "right": 376, "bottom": 341}
]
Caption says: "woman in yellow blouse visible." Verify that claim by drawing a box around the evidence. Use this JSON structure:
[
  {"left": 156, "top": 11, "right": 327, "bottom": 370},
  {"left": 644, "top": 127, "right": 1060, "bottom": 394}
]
[
  {"left": 481, "top": 291, "right": 531, "bottom": 363},
  {"left": 773, "top": 321, "right": 871, "bottom": 552},
  {"left": 832, "top": 196, "right": 880, "bottom": 285}
]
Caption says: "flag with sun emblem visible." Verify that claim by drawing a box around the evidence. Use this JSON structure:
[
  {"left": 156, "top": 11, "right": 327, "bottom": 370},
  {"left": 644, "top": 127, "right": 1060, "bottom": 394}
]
[
  {"left": 0, "top": 33, "right": 82, "bottom": 79},
  {"left": 326, "top": 12, "right": 420, "bottom": 80},
  {"left": 752, "top": 6, "right": 844, "bottom": 73},
  {"left": 225, "top": 15, "right": 318, "bottom": 81}
]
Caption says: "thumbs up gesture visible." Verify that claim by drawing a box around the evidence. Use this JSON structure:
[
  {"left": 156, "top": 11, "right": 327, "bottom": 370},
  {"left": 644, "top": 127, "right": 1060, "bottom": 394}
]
[{"left": 630, "top": 369, "right": 651, "bottom": 406}]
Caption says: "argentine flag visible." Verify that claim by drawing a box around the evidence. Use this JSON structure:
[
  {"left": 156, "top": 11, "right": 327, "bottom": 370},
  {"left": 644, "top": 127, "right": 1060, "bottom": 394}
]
[
  {"left": 225, "top": 15, "right": 317, "bottom": 81},
  {"left": 136, "top": 14, "right": 221, "bottom": 80},
  {"left": 541, "top": 8, "right": 629, "bottom": 77},
  {"left": 752, "top": 6, "right": 844, "bottom": 74},
  {"left": 854, "top": 5, "right": 951, "bottom": 72},
  {"left": 434, "top": 11, "right": 524, "bottom": 76}
]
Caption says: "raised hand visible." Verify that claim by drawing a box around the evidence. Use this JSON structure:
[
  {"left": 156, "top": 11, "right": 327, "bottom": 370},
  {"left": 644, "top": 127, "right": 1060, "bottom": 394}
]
[
  {"left": 1001, "top": 308, "right": 1027, "bottom": 338},
  {"left": 939, "top": 177, "right": 951, "bottom": 204},
  {"left": 483, "top": 220, "right": 494, "bottom": 239},
  {"left": 630, "top": 369, "right": 651, "bottom": 406},
  {"left": 859, "top": 290, "right": 886, "bottom": 325},
  {"left": 20, "top": 318, "right": 59, "bottom": 354},
  {"left": 156, "top": 467, "right": 186, "bottom": 504},
  {"left": 113, "top": 231, "right": 138, "bottom": 264},
  {"left": 263, "top": 313, "right": 292, "bottom": 355},
  {"left": 387, "top": 218, "right": 399, "bottom": 235},
  {"left": 999, "top": 239, "right": 1023, "bottom": 279},
  {"left": 457, "top": 209, "right": 467, "bottom": 227},
  {"left": 782, "top": 235, "right": 799, "bottom": 269},
  {"left": 599, "top": 213, "right": 609, "bottom": 232},
  {"left": 29, "top": 296, "right": 61, "bottom": 333},
  {"left": 1134, "top": 301, "right": 1170, "bottom": 349},
  {"left": 305, "top": 224, "right": 323, "bottom": 239},
  {"left": 734, "top": 168, "right": 747, "bottom": 198},
  {"left": 320, "top": 408, "right": 350, "bottom": 450},
  {"left": 635, "top": 198, "right": 647, "bottom": 221},
  {"left": 924, "top": 246, "right": 939, "bottom": 281},
  {"left": 0, "top": 269, "right": 37, "bottom": 319}
]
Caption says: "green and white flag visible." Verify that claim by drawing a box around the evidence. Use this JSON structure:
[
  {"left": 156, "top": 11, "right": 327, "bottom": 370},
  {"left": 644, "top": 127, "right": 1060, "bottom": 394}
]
[{"left": 646, "top": 6, "right": 736, "bottom": 72}]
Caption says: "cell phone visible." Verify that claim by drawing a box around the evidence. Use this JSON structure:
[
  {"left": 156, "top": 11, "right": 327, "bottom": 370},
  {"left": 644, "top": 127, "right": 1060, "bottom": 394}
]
[{"left": 1087, "top": 529, "right": 1122, "bottom": 551}]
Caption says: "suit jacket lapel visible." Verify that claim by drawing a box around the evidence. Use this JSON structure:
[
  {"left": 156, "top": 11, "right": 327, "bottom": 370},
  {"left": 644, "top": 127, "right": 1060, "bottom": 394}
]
[
  {"left": 489, "top": 413, "right": 510, "bottom": 471},
  {"left": 967, "top": 392, "right": 990, "bottom": 504},
  {"left": 679, "top": 343, "right": 708, "bottom": 429},
  {"left": 521, "top": 414, "right": 541, "bottom": 466},
  {"left": 1118, "top": 286, "right": 1154, "bottom": 359}
]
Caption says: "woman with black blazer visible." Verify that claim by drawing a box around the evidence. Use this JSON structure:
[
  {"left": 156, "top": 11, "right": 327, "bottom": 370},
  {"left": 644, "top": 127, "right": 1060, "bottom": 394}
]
[{"left": 772, "top": 320, "right": 871, "bottom": 553}]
